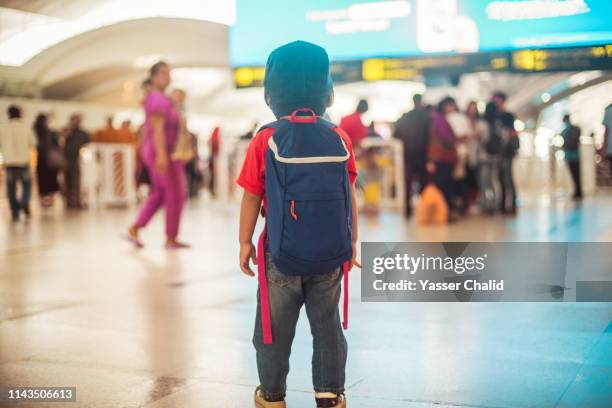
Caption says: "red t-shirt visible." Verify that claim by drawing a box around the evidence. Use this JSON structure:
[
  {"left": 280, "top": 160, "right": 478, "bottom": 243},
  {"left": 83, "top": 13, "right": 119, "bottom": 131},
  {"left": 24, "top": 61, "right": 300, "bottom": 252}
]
[
  {"left": 237, "top": 126, "right": 358, "bottom": 198},
  {"left": 339, "top": 111, "right": 367, "bottom": 147}
]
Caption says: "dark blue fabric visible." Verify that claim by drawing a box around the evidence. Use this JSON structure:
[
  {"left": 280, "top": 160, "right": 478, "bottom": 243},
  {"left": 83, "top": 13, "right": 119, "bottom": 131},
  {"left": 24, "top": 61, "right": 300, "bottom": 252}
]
[
  {"left": 262, "top": 118, "right": 353, "bottom": 276},
  {"left": 264, "top": 41, "right": 333, "bottom": 119}
]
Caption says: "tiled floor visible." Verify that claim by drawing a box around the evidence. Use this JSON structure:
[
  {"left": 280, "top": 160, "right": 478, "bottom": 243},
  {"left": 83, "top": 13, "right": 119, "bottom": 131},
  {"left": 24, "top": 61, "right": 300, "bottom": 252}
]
[{"left": 1, "top": 193, "right": 611, "bottom": 407}]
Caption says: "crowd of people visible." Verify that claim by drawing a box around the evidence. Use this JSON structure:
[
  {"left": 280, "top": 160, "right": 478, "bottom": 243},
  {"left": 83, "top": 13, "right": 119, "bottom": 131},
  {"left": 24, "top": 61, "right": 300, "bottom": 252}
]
[
  {"left": 0, "top": 106, "right": 152, "bottom": 220},
  {"left": 2, "top": 60, "right": 610, "bottom": 229},
  {"left": 339, "top": 92, "right": 522, "bottom": 221},
  {"left": 0, "top": 107, "right": 93, "bottom": 220},
  {"left": 0, "top": 78, "right": 204, "bottom": 223}
]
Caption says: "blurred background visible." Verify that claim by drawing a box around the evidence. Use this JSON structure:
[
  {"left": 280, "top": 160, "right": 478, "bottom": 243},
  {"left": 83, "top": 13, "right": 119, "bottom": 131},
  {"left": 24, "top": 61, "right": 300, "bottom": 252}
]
[
  {"left": 1, "top": 0, "right": 611, "bottom": 213},
  {"left": 0, "top": 1, "right": 611, "bottom": 407}
]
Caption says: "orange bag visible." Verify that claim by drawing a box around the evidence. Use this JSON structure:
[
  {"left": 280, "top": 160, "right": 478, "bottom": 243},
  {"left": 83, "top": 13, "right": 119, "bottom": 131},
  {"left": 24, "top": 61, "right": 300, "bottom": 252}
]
[{"left": 416, "top": 184, "right": 449, "bottom": 225}]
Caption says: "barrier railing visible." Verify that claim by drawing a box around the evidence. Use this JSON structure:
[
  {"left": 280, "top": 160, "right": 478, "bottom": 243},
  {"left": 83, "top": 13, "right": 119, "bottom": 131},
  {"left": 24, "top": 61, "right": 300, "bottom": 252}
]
[
  {"left": 81, "top": 143, "right": 136, "bottom": 208},
  {"left": 360, "top": 138, "right": 405, "bottom": 211}
]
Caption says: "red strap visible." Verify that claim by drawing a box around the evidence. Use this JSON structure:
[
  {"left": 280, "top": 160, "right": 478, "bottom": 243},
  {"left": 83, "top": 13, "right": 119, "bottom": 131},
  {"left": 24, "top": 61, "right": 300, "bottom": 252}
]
[
  {"left": 257, "top": 228, "right": 273, "bottom": 344},
  {"left": 259, "top": 226, "right": 348, "bottom": 343},
  {"left": 343, "top": 261, "right": 349, "bottom": 330},
  {"left": 290, "top": 200, "right": 298, "bottom": 221}
]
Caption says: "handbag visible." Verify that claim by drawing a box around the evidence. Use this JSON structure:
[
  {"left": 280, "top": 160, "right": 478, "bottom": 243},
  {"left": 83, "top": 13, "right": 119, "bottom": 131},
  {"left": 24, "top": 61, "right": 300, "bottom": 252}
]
[
  {"left": 171, "top": 117, "right": 195, "bottom": 162},
  {"left": 416, "top": 184, "right": 449, "bottom": 225},
  {"left": 46, "top": 146, "right": 67, "bottom": 170}
]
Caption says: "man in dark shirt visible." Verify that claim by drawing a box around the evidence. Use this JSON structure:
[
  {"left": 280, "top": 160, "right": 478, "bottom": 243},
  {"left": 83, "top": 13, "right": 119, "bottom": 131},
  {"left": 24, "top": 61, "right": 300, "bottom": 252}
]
[
  {"left": 492, "top": 91, "right": 519, "bottom": 214},
  {"left": 63, "top": 113, "right": 90, "bottom": 209},
  {"left": 561, "top": 114, "right": 582, "bottom": 199},
  {"left": 393, "top": 94, "right": 430, "bottom": 217}
]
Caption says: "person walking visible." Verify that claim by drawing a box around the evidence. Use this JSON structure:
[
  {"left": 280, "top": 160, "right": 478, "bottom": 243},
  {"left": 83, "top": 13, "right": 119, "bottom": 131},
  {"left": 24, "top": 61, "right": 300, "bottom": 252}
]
[
  {"left": 62, "top": 113, "right": 90, "bottom": 209},
  {"left": 601, "top": 103, "right": 612, "bottom": 174},
  {"left": 33, "top": 113, "right": 61, "bottom": 207},
  {"left": 339, "top": 99, "right": 368, "bottom": 150},
  {"left": 427, "top": 97, "right": 458, "bottom": 217},
  {"left": 170, "top": 88, "right": 199, "bottom": 197},
  {"left": 393, "top": 94, "right": 430, "bottom": 217},
  {"left": 169, "top": 88, "right": 195, "bottom": 163},
  {"left": 183, "top": 131, "right": 200, "bottom": 198},
  {"left": 478, "top": 103, "right": 498, "bottom": 214},
  {"left": 127, "top": 61, "right": 189, "bottom": 249},
  {"left": 464, "top": 101, "right": 487, "bottom": 209},
  {"left": 561, "top": 114, "right": 582, "bottom": 199},
  {"left": 446, "top": 99, "right": 471, "bottom": 215},
  {"left": 207, "top": 126, "right": 220, "bottom": 197},
  {"left": 491, "top": 92, "right": 520, "bottom": 214},
  {"left": 0, "top": 105, "right": 36, "bottom": 221}
]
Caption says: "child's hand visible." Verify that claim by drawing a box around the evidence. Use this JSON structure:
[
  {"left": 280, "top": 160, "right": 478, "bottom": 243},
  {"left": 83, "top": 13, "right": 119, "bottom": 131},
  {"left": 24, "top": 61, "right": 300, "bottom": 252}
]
[
  {"left": 350, "top": 242, "right": 362, "bottom": 270},
  {"left": 239, "top": 242, "right": 257, "bottom": 277}
]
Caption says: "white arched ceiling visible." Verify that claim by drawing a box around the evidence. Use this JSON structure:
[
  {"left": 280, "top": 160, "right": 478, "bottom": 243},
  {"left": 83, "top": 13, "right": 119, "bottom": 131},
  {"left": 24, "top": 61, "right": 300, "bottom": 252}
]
[
  {"left": 0, "top": 17, "right": 231, "bottom": 106},
  {"left": 24, "top": 17, "right": 229, "bottom": 85},
  {"left": 0, "top": 0, "right": 235, "bottom": 66}
]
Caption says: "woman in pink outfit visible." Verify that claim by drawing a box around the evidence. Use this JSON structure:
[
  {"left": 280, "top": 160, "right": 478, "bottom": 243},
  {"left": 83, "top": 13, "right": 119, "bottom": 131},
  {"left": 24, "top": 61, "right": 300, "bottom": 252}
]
[{"left": 127, "top": 61, "right": 189, "bottom": 249}]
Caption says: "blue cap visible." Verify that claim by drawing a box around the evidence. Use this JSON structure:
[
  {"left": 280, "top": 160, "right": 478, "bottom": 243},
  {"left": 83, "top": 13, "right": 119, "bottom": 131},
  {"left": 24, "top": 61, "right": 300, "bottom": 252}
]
[{"left": 264, "top": 41, "right": 333, "bottom": 118}]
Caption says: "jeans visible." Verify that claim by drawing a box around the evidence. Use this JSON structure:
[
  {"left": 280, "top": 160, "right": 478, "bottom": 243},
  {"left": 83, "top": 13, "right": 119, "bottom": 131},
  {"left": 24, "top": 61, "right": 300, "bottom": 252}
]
[
  {"left": 478, "top": 160, "right": 497, "bottom": 212},
  {"left": 253, "top": 252, "right": 347, "bottom": 400},
  {"left": 498, "top": 158, "right": 516, "bottom": 212},
  {"left": 5, "top": 166, "right": 31, "bottom": 219}
]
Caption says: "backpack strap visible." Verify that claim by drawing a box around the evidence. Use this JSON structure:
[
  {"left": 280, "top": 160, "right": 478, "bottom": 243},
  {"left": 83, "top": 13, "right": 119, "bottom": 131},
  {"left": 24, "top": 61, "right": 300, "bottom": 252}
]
[
  {"left": 257, "top": 225, "right": 273, "bottom": 345},
  {"left": 257, "top": 229, "right": 349, "bottom": 343},
  {"left": 343, "top": 261, "right": 349, "bottom": 330}
]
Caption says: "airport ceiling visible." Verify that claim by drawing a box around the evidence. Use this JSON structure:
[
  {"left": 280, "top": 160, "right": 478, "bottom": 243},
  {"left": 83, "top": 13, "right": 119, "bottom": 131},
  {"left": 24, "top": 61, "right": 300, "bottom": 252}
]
[
  {"left": 0, "top": 1, "right": 232, "bottom": 105},
  {"left": 0, "top": 1, "right": 593, "bottom": 120},
  {"left": 0, "top": 0, "right": 99, "bottom": 18}
]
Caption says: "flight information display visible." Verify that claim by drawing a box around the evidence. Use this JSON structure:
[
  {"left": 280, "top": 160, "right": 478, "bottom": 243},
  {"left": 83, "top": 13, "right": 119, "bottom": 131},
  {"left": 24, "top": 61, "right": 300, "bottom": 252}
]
[{"left": 230, "top": 0, "right": 612, "bottom": 67}]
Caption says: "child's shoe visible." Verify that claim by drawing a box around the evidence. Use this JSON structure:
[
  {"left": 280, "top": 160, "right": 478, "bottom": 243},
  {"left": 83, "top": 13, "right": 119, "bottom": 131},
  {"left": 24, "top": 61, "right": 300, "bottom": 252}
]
[
  {"left": 254, "top": 387, "right": 286, "bottom": 408},
  {"left": 316, "top": 393, "right": 346, "bottom": 408}
]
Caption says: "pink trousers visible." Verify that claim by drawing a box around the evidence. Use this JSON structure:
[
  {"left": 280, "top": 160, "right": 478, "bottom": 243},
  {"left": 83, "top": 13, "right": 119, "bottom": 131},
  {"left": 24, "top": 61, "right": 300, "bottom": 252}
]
[{"left": 134, "top": 160, "right": 186, "bottom": 239}]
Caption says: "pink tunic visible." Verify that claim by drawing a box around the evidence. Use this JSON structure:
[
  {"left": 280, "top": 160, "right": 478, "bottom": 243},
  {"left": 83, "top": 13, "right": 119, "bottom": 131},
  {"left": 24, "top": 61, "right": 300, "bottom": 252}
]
[{"left": 141, "top": 90, "right": 180, "bottom": 164}]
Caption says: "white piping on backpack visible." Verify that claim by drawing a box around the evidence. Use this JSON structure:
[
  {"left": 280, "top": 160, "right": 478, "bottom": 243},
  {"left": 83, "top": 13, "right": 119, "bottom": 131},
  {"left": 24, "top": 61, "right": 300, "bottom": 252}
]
[{"left": 268, "top": 137, "right": 350, "bottom": 164}]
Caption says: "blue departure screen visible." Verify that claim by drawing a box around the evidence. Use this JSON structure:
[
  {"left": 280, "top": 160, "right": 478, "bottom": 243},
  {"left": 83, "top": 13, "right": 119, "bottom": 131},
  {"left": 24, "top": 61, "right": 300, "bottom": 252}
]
[{"left": 230, "top": 0, "right": 612, "bottom": 66}]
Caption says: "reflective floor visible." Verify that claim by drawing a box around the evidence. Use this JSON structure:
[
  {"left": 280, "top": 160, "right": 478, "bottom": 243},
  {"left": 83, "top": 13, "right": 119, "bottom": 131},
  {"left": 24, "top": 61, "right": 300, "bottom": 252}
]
[{"left": 1, "top": 193, "right": 611, "bottom": 408}]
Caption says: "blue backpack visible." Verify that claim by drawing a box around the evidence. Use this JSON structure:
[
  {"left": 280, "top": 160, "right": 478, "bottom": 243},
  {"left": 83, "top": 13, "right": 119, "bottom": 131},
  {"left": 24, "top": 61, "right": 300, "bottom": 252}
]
[
  {"left": 256, "top": 109, "right": 353, "bottom": 344},
  {"left": 262, "top": 108, "right": 353, "bottom": 276}
]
